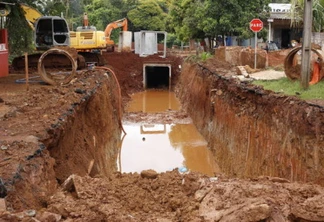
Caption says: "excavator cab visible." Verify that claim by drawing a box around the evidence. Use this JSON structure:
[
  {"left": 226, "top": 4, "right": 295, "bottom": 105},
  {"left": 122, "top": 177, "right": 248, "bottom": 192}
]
[{"left": 34, "top": 16, "right": 70, "bottom": 50}]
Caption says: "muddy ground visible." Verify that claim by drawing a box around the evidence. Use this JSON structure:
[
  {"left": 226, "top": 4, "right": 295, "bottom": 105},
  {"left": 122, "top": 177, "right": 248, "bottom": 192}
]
[{"left": 1, "top": 50, "right": 324, "bottom": 221}]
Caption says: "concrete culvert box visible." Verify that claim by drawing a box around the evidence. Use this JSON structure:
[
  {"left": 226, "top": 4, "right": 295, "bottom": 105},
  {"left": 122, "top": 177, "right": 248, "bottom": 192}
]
[{"left": 143, "top": 63, "right": 171, "bottom": 89}]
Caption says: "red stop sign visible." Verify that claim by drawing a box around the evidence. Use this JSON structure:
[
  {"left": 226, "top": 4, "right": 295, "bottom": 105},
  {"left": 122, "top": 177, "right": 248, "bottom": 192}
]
[{"left": 250, "top": 18, "right": 263, "bottom": 32}]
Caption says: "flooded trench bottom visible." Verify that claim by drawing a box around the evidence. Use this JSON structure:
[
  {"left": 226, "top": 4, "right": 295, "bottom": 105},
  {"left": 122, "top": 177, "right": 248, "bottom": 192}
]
[{"left": 118, "top": 90, "right": 220, "bottom": 176}]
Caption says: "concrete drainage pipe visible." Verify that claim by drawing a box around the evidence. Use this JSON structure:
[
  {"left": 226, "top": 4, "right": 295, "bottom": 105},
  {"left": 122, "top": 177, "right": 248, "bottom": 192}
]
[
  {"left": 284, "top": 46, "right": 324, "bottom": 80},
  {"left": 38, "top": 48, "right": 77, "bottom": 85}
]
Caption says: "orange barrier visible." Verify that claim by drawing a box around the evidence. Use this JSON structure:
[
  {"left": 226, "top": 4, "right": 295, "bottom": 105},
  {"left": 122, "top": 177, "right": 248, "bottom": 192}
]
[{"left": 310, "top": 61, "right": 321, "bottom": 85}]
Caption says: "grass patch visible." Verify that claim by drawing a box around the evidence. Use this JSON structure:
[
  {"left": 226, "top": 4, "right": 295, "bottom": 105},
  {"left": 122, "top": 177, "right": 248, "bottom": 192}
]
[
  {"left": 253, "top": 77, "right": 324, "bottom": 100},
  {"left": 185, "top": 52, "right": 213, "bottom": 63}
]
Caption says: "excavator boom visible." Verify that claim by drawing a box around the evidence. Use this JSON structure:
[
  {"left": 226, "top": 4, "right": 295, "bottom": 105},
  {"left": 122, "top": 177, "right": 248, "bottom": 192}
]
[
  {"left": 20, "top": 3, "right": 43, "bottom": 29},
  {"left": 104, "top": 18, "right": 128, "bottom": 51},
  {"left": 104, "top": 18, "right": 128, "bottom": 38}
]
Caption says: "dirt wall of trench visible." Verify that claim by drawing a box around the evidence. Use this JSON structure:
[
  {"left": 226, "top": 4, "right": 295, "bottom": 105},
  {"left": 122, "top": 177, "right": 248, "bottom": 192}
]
[
  {"left": 4, "top": 71, "right": 121, "bottom": 210},
  {"left": 177, "top": 62, "right": 324, "bottom": 185},
  {"left": 45, "top": 77, "right": 121, "bottom": 184}
]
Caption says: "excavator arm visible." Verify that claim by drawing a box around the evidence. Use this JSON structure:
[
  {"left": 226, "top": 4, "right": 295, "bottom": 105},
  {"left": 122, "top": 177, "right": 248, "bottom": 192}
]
[
  {"left": 20, "top": 3, "right": 43, "bottom": 29},
  {"left": 104, "top": 18, "right": 128, "bottom": 51}
]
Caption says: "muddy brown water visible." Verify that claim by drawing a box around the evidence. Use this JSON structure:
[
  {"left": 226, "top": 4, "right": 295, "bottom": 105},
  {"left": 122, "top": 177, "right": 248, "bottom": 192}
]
[
  {"left": 126, "top": 90, "right": 180, "bottom": 113},
  {"left": 119, "top": 90, "right": 220, "bottom": 176}
]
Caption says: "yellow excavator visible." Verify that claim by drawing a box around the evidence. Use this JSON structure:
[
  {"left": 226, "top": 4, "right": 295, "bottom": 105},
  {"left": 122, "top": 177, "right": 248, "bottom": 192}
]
[
  {"left": 13, "top": 4, "right": 107, "bottom": 69},
  {"left": 69, "top": 13, "right": 128, "bottom": 60},
  {"left": 70, "top": 13, "right": 106, "bottom": 51},
  {"left": 70, "top": 13, "right": 128, "bottom": 52},
  {"left": 12, "top": 4, "right": 129, "bottom": 84},
  {"left": 20, "top": 3, "right": 42, "bottom": 28}
]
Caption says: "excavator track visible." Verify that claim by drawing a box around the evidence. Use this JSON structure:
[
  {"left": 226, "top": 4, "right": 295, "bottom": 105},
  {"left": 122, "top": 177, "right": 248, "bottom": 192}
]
[
  {"left": 12, "top": 53, "right": 44, "bottom": 69},
  {"left": 78, "top": 51, "right": 106, "bottom": 67},
  {"left": 12, "top": 47, "right": 107, "bottom": 85},
  {"left": 12, "top": 49, "right": 106, "bottom": 70}
]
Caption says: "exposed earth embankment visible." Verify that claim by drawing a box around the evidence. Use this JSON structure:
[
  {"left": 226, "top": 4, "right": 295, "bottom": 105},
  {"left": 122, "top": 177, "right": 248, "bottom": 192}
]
[
  {"left": 177, "top": 61, "right": 324, "bottom": 185},
  {"left": 1, "top": 52, "right": 324, "bottom": 221}
]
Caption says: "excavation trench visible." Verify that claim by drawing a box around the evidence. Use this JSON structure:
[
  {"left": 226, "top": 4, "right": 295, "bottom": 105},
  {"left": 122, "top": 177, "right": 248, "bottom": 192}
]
[
  {"left": 3, "top": 53, "right": 324, "bottom": 213},
  {"left": 47, "top": 61, "right": 324, "bottom": 184}
]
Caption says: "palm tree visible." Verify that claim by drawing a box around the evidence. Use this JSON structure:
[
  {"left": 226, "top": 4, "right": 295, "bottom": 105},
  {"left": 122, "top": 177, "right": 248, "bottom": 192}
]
[{"left": 290, "top": 0, "right": 324, "bottom": 32}]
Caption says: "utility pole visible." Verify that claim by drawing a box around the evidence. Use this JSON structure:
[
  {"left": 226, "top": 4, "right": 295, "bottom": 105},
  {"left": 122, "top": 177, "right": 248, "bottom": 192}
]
[{"left": 301, "top": 0, "right": 313, "bottom": 89}]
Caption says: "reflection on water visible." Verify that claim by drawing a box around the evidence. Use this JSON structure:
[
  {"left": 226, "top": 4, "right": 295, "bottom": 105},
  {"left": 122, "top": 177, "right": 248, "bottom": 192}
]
[
  {"left": 119, "top": 90, "right": 221, "bottom": 176},
  {"left": 118, "top": 124, "right": 184, "bottom": 174},
  {"left": 126, "top": 90, "right": 181, "bottom": 113}
]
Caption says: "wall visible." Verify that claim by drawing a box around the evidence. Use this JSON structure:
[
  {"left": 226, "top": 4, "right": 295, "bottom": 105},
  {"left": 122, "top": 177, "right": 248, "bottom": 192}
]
[
  {"left": 177, "top": 62, "right": 324, "bottom": 185},
  {"left": 6, "top": 77, "right": 121, "bottom": 210},
  {"left": 47, "top": 78, "right": 121, "bottom": 183}
]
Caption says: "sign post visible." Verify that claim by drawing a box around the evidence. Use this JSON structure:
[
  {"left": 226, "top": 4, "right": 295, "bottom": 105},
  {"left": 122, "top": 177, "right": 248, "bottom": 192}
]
[{"left": 250, "top": 19, "right": 263, "bottom": 69}]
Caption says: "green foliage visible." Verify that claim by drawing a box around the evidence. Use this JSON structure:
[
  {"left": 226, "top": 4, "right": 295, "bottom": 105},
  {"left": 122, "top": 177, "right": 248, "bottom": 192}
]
[
  {"left": 43, "top": 1, "right": 66, "bottom": 16},
  {"left": 290, "top": 0, "right": 324, "bottom": 32},
  {"left": 312, "top": 0, "right": 324, "bottom": 32},
  {"left": 185, "top": 52, "right": 213, "bottom": 63},
  {"left": 81, "top": 0, "right": 128, "bottom": 43},
  {"left": 168, "top": 0, "right": 271, "bottom": 45},
  {"left": 168, "top": 0, "right": 205, "bottom": 42},
  {"left": 85, "top": 0, "right": 121, "bottom": 30},
  {"left": 5, "top": 0, "right": 277, "bottom": 61},
  {"left": 257, "top": 28, "right": 268, "bottom": 42},
  {"left": 253, "top": 78, "right": 324, "bottom": 100},
  {"left": 166, "top": 33, "right": 181, "bottom": 48},
  {"left": 6, "top": 3, "right": 35, "bottom": 61},
  {"left": 272, "top": 0, "right": 290, "bottom": 2},
  {"left": 200, "top": 52, "right": 213, "bottom": 62},
  {"left": 127, "top": 0, "right": 167, "bottom": 31}
]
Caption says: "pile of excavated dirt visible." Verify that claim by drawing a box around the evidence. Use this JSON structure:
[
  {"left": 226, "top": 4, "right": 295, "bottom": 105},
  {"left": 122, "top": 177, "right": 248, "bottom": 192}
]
[
  {"left": 1, "top": 51, "right": 324, "bottom": 221},
  {"left": 268, "top": 49, "right": 290, "bottom": 68}
]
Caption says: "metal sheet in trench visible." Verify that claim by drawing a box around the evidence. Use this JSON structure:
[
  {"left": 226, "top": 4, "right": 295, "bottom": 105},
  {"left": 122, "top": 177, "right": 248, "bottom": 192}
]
[{"left": 118, "top": 90, "right": 220, "bottom": 176}]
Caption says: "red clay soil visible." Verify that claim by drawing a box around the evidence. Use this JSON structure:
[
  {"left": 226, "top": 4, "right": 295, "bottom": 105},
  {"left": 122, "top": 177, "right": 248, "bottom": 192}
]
[
  {"left": 268, "top": 49, "right": 291, "bottom": 68},
  {"left": 1, "top": 51, "right": 324, "bottom": 221},
  {"left": 104, "top": 51, "right": 183, "bottom": 93}
]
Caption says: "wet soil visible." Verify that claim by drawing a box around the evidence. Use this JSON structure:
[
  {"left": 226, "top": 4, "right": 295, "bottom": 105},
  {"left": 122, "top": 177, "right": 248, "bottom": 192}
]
[{"left": 1, "top": 51, "right": 324, "bottom": 221}]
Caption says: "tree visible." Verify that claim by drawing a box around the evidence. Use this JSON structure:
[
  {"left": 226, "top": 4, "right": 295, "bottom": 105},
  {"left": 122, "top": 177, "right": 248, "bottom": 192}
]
[
  {"left": 272, "top": 0, "right": 290, "bottom": 2},
  {"left": 168, "top": 0, "right": 206, "bottom": 42},
  {"left": 234, "top": 0, "right": 270, "bottom": 40},
  {"left": 290, "top": 0, "right": 324, "bottom": 32},
  {"left": 42, "top": 1, "right": 66, "bottom": 17},
  {"left": 127, "top": 0, "right": 167, "bottom": 31},
  {"left": 6, "top": 1, "right": 36, "bottom": 59},
  {"left": 168, "top": 0, "right": 271, "bottom": 45}
]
